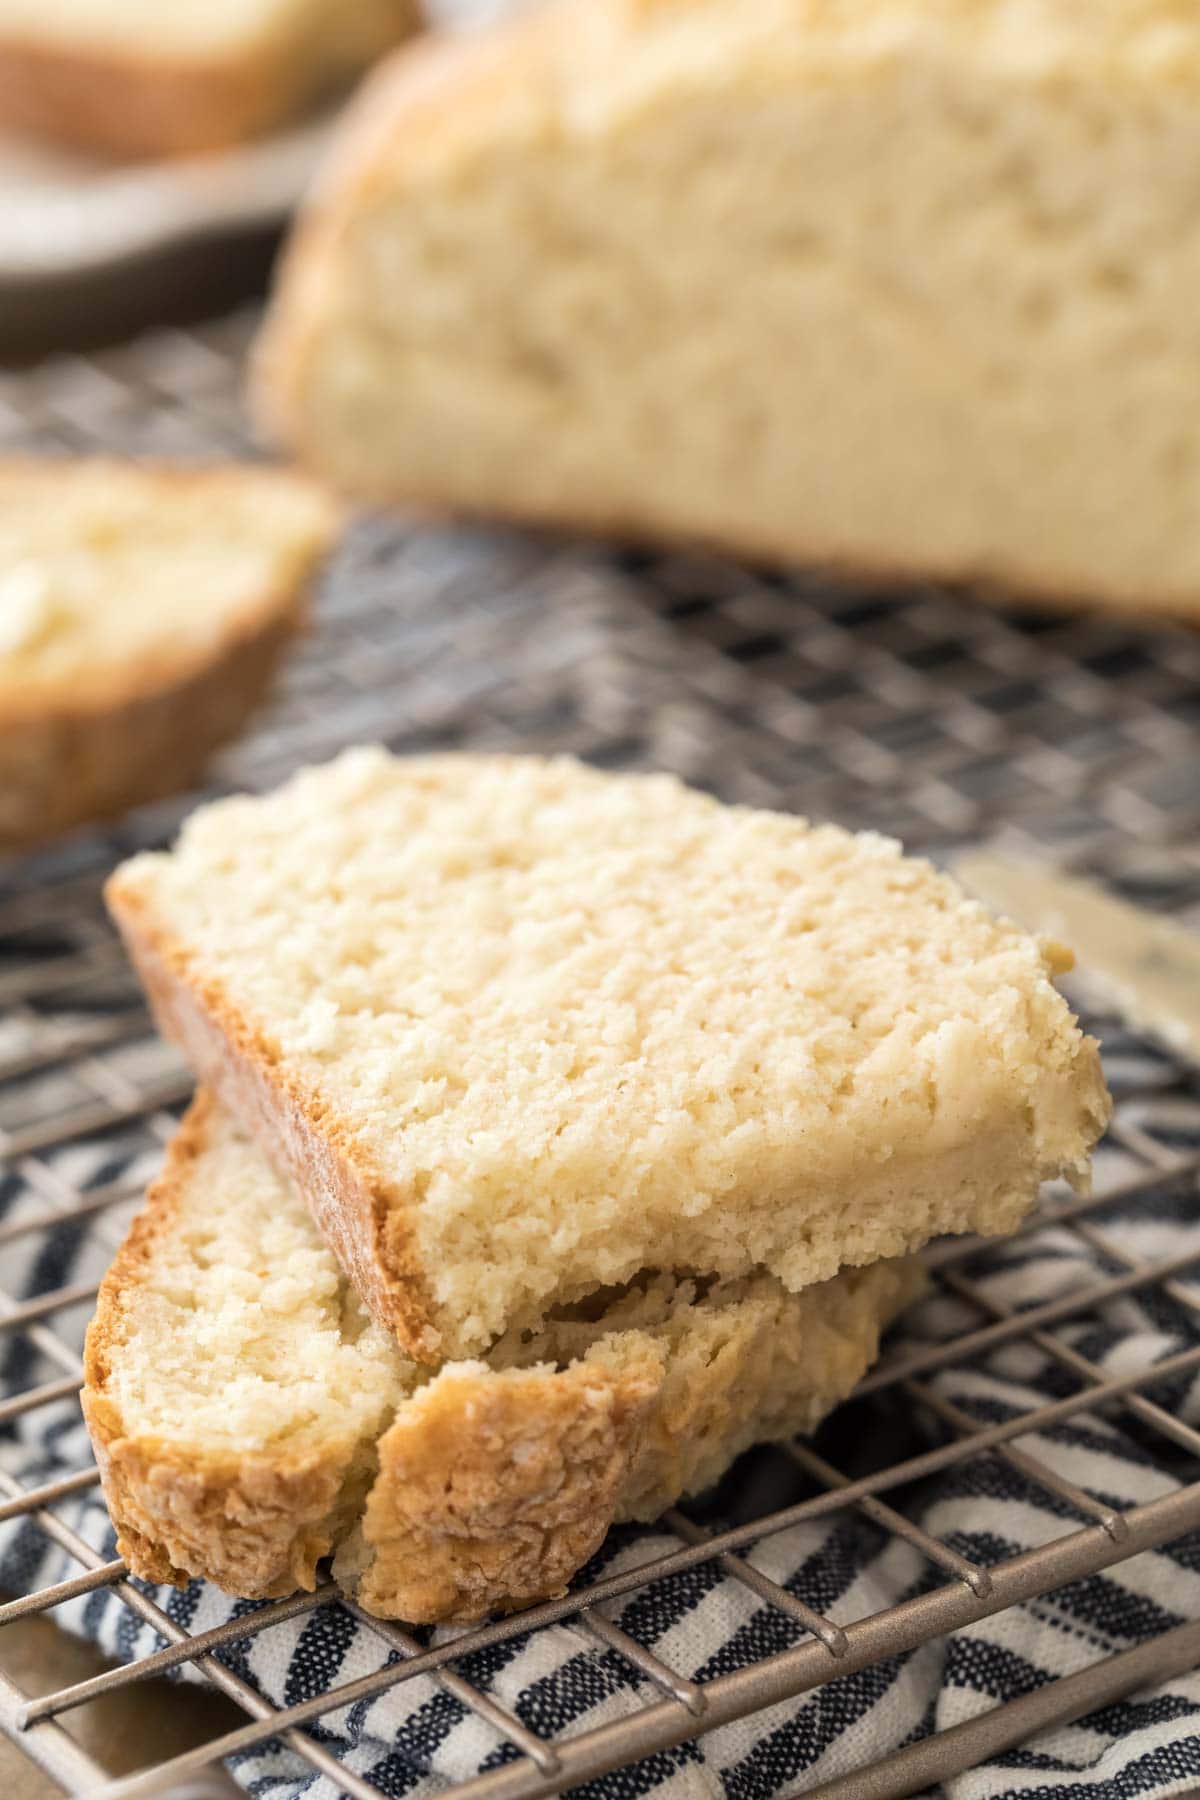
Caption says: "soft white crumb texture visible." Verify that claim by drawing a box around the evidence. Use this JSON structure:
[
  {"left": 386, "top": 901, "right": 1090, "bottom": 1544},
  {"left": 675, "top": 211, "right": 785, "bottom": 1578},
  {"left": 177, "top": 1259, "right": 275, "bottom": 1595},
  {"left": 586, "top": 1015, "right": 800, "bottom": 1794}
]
[
  {"left": 0, "top": 461, "right": 331, "bottom": 702},
  {"left": 272, "top": 0, "right": 1200, "bottom": 615},
  {"left": 106, "top": 1105, "right": 408, "bottom": 1455},
  {"left": 119, "top": 749, "right": 1109, "bottom": 1352}
]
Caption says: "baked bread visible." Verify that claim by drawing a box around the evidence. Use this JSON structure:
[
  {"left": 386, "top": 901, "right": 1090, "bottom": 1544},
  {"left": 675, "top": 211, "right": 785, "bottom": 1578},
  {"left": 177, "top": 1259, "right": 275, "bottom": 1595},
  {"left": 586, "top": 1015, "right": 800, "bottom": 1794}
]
[
  {"left": 0, "top": 0, "right": 419, "bottom": 160},
  {"left": 105, "top": 748, "right": 1110, "bottom": 1363},
  {"left": 83, "top": 1093, "right": 922, "bottom": 1623},
  {"left": 259, "top": 0, "right": 1200, "bottom": 620},
  {"left": 0, "top": 458, "right": 335, "bottom": 853}
]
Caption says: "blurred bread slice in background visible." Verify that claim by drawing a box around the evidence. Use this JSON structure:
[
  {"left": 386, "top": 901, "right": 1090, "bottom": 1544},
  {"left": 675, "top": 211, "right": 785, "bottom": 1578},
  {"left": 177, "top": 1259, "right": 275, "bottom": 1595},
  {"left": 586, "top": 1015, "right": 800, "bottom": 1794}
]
[
  {"left": 259, "top": 0, "right": 1200, "bottom": 621},
  {"left": 0, "top": 0, "right": 421, "bottom": 160},
  {"left": 0, "top": 458, "right": 335, "bottom": 852}
]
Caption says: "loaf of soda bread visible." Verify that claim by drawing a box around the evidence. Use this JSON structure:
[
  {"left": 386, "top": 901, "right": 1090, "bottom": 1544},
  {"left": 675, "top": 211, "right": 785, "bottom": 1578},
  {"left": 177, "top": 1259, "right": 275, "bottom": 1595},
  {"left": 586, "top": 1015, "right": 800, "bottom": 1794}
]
[{"left": 258, "top": 0, "right": 1200, "bottom": 619}]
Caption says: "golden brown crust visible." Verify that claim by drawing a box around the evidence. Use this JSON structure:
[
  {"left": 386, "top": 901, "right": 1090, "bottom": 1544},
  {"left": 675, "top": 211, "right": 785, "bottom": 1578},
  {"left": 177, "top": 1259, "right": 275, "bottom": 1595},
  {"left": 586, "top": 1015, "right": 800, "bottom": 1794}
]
[
  {"left": 347, "top": 1263, "right": 921, "bottom": 1623},
  {"left": 82, "top": 1093, "right": 371, "bottom": 1597},
  {"left": 266, "top": 477, "right": 1200, "bottom": 630},
  {"left": 613, "top": 1257, "right": 926, "bottom": 1523},
  {"left": 0, "top": 604, "right": 297, "bottom": 854},
  {"left": 0, "top": 2, "right": 421, "bottom": 161},
  {"left": 84, "top": 1405, "right": 368, "bottom": 1596},
  {"left": 344, "top": 1354, "right": 663, "bottom": 1623},
  {"left": 100, "top": 892, "right": 443, "bottom": 1362},
  {"left": 0, "top": 38, "right": 296, "bottom": 160}
]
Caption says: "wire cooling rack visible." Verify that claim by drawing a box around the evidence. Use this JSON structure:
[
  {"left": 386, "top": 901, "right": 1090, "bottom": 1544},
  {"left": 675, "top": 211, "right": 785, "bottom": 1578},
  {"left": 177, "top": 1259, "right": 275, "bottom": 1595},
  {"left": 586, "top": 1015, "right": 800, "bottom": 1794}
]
[{"left": 4, "top": 312, "right": 1200, "bottom": 1799}]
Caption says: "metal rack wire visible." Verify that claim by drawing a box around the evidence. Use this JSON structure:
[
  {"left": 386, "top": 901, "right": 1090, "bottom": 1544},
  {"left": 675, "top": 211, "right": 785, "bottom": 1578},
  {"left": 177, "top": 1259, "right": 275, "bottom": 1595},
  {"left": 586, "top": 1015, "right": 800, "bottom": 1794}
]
[{"left": 3, "top": 312, "right": 1200, "bottom": 1798}]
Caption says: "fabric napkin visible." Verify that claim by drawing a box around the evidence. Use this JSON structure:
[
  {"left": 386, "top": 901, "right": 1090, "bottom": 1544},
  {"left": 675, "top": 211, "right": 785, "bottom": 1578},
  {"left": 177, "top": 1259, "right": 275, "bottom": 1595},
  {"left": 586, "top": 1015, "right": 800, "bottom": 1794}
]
[{"left": 4, "top": 1012, "right": 1200, "bottom": 1800}]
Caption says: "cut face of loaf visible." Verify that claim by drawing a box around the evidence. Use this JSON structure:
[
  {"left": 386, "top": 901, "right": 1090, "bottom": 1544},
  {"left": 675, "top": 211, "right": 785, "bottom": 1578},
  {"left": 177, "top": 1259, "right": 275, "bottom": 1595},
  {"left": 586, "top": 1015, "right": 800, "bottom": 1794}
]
[
  {"left": 259, "top": 0, "right": 1200, "bottom": 620},
  {"left": 106, "top": 748, "right": 1110, "bottom": 1363},
  {"left": 82, "top": 1093, "right": 922, "bottom": 1624},
  {"left": 0, "top": 459, "right": 336, "bottom": 852},
  {"left": 0, "top": 0, "right": 419, "bottom": 159}
]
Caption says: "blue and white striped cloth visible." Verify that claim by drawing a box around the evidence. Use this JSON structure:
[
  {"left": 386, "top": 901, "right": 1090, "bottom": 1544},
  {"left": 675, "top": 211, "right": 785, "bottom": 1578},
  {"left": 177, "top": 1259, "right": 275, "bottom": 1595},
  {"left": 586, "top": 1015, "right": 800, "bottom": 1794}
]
[{"left": 4, "top": 1018, "right": 1200, "bottom": 1800}]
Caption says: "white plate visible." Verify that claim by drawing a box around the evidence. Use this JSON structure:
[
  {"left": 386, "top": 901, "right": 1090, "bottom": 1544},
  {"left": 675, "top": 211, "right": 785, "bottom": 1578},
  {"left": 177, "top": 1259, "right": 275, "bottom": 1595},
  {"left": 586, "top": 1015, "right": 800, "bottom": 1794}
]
[{"left": 0, "top": 116, "right": 334, "bottom": 288}]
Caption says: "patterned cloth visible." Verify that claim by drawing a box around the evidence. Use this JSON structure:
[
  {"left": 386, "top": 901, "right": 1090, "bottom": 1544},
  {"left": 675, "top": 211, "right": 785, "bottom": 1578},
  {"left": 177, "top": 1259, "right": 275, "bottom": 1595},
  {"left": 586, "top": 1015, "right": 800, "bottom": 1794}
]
[{"left": 4, "top": 1012, "right": 1200, "bottom": 1799}]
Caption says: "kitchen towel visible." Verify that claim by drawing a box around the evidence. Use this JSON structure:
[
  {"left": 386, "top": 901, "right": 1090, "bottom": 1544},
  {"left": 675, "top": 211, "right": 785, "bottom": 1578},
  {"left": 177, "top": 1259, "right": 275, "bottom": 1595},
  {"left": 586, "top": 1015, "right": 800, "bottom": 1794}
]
[{"left": 3, "top": 1012, "right": 1200, "bottom": 1800}]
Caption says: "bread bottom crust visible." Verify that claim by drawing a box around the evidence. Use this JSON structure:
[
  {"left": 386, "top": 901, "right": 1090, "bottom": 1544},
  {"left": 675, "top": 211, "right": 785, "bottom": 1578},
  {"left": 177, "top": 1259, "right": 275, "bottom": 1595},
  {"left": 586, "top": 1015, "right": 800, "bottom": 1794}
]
[
  {"left": 342, "top": 1257, "right": 921, "bottom": 1623},
  {"left": 0, "top": 605, "right": 298, "bottom": 855},
  {"left": 282, "top": 470, "right": 1200, "bottom": 628},
  {"left": 89, "top": 1261, "right": 913, "bottom": 1624}
]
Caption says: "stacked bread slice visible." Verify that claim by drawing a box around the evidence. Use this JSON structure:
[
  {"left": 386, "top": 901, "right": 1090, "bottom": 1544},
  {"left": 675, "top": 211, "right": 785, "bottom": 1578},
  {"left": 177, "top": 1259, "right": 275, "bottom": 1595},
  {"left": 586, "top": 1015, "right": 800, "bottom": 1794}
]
[
  {"left": 86, "top": 1095, "right": 923, "bottom": 1621},
  {"left": 86, "top": 749, "right": 1110, "bottom": 1621}
]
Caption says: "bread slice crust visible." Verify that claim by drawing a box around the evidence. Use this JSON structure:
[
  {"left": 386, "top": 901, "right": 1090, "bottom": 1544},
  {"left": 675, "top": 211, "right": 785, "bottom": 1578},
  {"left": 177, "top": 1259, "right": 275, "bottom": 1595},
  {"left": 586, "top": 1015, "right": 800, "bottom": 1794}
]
[
  {"left": 0, "top": 459, "right": 335, "bottom": 853},
  {"left": 103, "top": 890, "right": 443, "bottom": 1361},
  {"left": 0, "top": 1, "right": 419, "bottom": 160},
  {"left": 0, "top": 604, "right": 297, "bottom": 855},
  {"left": 84, "top": 1093, "right": 921, "bottom": 1622},
  {"left": 346, "top": 1358, "right": 661, "bottom": 1623},
  {"left": 0, "top": 38, "right": 298, "bottom": 161},
  {"left": 82, "top": 1097, "right": 374, "bottom": 1598}
]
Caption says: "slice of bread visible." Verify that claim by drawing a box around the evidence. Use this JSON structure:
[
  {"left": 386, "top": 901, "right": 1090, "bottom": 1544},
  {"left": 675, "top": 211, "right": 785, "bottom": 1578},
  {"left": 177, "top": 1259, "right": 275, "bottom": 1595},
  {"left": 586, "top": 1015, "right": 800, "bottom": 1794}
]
[
  {"left": 258, "top": 0, "right": 1200, "bottom": 620},
  {"left": 0, "top": 0, "right": 419, "bottom": 160},
  {"left": 105, "top": 748, "right": 1110, "bottom": 1364},
  {"left": 83, "top": 1093, "right": 922, "bottom": 1622},
  {"left": 0, "top": 458, "right": 335, "bottom": 853}
]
